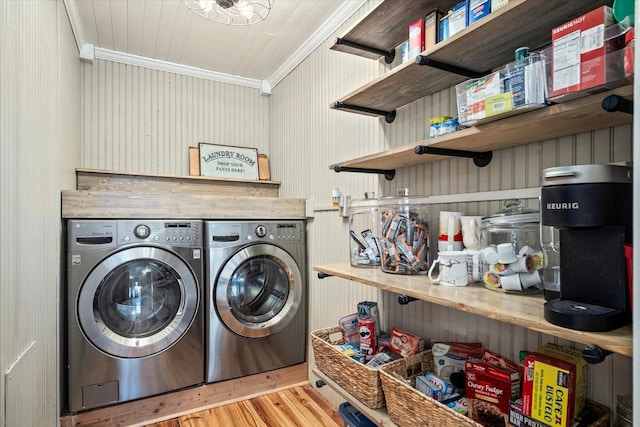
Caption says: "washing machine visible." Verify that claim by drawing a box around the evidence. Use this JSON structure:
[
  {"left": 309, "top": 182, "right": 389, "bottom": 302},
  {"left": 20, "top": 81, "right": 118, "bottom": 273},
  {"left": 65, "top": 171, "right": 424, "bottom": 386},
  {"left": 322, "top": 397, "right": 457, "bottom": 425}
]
[
  {"left": 205, "top": 220, "right": 306, "bottom": 383},
  {"left": 65, "top": 219, "right": 204, "bottom": 413}
]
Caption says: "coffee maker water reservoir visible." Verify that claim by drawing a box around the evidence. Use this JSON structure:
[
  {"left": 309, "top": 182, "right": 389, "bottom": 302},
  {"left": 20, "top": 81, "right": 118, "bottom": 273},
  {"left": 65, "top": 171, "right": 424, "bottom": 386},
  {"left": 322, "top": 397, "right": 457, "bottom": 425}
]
[{"left": 540, "top": 164, "right": 633, "bottom": 332}]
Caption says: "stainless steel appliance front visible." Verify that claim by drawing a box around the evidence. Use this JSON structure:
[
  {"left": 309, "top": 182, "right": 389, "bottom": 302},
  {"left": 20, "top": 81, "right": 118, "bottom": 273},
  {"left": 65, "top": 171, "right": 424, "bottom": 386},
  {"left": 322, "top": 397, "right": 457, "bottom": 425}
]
[
  {"left": 65, "top": 220, "right": 204, "bottom": 413},
  {"left": 205, "top": 220, "right": 306, "bottom": 383}
]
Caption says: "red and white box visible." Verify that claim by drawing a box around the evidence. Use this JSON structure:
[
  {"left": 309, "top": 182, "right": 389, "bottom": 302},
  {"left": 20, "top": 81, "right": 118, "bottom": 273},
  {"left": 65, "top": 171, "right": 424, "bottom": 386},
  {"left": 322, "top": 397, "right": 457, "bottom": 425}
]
[
  {"left": 409, "top": 18, "right": 425, "bottom": 59},
  {"left": 550, "top": 5, "right": 618, "bottom": 98}
]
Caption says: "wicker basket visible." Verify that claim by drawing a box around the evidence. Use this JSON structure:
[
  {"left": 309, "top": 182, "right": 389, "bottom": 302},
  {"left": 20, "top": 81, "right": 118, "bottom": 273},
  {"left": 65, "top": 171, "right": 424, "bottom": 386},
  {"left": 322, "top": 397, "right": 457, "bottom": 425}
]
[
  {"left": 310, "top": 326, "right": 385, "bottom": 409},
  {"left": 379, "top": 350, "right": 481, "bottom": 427},
  {"left": 379, "top": 350, "right": 611, "bottom": 427}
]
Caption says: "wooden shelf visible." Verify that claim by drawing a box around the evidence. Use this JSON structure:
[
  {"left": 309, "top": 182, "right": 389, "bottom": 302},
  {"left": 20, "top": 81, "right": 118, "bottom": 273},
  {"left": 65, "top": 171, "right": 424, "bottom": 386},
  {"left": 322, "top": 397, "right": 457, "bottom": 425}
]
[
  {"left": 313, "top": 263, "right": 633, "bottom": 357},
  {"left": 331, "top": 0, "right": 610, "bottom": 117},
  {"left": 312, "top": 369, "right": 396, "bottom": 427},
  {"left": 330, "top": 84, "right": 633, "bottom": 171},
  {"left": 329, "top": 0, "right": 454, "bottom": 61}
]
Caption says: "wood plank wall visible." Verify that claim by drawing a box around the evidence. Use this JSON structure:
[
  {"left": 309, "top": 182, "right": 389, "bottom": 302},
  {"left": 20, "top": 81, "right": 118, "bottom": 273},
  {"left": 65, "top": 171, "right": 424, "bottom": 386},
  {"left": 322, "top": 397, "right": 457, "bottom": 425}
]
[{"left": 0, "top": 1, "right": 81, "bottom": 425}]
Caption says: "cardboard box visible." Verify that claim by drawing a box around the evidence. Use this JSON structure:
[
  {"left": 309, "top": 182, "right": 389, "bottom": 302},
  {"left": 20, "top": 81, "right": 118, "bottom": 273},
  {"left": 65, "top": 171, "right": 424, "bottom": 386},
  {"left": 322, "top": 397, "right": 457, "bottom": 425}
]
[
  {"left": 550, "top": 6, "right": 617, "bottom": 98},
  {"left": 409, "top": 18, "right": 425, "bottom": 59},
  {"left": 449, "top": 1, "right": 468, "bottom": 37},
  {"left": 468, "top": 0, "right": 491, "bottom": 24},
  {"left": 466, "top": 360, "right": 520, "bottom": 427},
  {"left": 508, "top": 400, "right": 548, "bottom": 427},
  {"left": 491, "top": 0, "right": 510, "bottom": 12},
  {"left": 424, "top": 9, "right": 444, "bottom": 50},
  {"left": 521, "top": 344, "right": 587, "bottom": 427}
]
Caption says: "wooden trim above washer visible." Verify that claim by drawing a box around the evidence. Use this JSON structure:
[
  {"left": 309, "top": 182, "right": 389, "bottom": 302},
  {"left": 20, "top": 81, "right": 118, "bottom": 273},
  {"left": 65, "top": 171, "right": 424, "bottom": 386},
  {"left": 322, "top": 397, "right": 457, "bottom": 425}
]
[{"left": 61, "top": 190, "right": 306, "bottom": 219}]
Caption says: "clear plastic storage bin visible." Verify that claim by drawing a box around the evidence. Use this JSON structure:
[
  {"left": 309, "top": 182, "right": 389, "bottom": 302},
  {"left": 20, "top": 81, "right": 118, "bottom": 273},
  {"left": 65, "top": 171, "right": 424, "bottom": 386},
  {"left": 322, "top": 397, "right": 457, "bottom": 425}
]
[{"left": 378, "top": 196, "right": 430, "bottom": 274}]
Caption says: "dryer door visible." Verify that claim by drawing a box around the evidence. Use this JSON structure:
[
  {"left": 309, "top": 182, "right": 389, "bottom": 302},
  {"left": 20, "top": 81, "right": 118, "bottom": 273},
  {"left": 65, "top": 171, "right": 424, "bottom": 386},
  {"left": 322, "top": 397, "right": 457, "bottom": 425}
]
[
  {"left": 77, "top": 246, "right": 199, "bottom": 358},
  {"left": 216, "top": 244, "right": 302, "bottom": 338}
]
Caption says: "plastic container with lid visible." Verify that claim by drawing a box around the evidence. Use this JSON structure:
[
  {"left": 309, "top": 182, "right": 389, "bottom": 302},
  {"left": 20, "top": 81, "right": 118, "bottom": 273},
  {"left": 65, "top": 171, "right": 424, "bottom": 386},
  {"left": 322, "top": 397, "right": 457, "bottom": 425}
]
[
  {"left": 480, "top": 199, "right": 543, "bottom": 292},
  {"left": 378, "top": 195, "right": 430, "bottom": 274},
  {"left": 348, "top": 194, "right": 381, "bottom": 268}
]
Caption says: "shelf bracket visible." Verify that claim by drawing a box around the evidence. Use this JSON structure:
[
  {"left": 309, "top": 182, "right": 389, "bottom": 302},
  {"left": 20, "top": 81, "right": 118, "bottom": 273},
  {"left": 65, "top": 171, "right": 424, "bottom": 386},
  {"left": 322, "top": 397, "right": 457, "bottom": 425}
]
[
  {"left": 333, "top": 101, "right": 397, "bottom": 123},
  {"left": 317, "top": 272, "right": 333, "bottom": 279},
  {"left": 602, "top": 94, "right": 633, "bottom": 114},
  {"left": 581, "top": 344, "right": 613, "bottom": 364},
  {"left": 397, "top": 295, "right": 418, "bottom": 305},
  {"left": 414, "top": 145, "right": 493, "bottom": 167},
  {"left": 333, "top": 165, "right": 396, "bottom": 181},
  {"left": 415, "top": 55, "right": 487, "bottom": 78},
  {"left": 335, "top": 37, "right": 396, "bottom": 64}
]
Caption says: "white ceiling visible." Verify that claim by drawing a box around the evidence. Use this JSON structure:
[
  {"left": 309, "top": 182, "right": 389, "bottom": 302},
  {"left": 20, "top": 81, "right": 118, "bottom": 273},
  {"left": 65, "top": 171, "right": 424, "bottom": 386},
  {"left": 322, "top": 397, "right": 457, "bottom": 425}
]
[{"left": 64, "top": 0, "right": 368, "bottom": 91}]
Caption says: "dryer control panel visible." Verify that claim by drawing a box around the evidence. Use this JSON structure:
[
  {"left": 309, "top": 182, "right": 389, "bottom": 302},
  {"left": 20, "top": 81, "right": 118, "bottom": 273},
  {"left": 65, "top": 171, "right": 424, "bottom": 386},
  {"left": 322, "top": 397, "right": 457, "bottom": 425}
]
[
  {"left": 205, "top": 220, "right": 305, "bottom": 248},
  {"left": 118, "top": 220, "right": 202, "bottom": 247}
]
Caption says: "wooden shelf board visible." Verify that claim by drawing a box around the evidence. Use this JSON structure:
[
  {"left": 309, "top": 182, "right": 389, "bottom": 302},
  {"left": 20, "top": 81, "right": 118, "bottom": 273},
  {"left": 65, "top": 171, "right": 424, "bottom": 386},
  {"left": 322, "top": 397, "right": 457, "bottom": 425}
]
[
  {"left": 313, "top": 263, "right": 633, "bottom": 357},
  {"left": 332, "top": 0, "right": 611, "bottom": 115},
  {"left": 330, "top": 84, "right": 633, "bottom": 171},
  {"left": 312, "top": 369, "right": 395, "bottom": 427},
  {"left": 61, "top": 190, "right": 306, "bottom": 219}
]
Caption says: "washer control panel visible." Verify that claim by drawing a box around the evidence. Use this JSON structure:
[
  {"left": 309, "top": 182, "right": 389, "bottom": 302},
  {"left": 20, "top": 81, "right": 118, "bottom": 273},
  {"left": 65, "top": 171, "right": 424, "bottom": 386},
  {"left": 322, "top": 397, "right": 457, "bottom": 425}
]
[{"left": 118, "top": 220, "right": 202, "bottom": 247}]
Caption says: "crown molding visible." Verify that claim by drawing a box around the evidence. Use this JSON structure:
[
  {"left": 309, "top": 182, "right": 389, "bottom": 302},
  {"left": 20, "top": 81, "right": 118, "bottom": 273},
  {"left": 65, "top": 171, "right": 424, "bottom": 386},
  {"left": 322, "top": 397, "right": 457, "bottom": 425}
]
[
  {"left": 266, "top": 0, "right": 369, "bottom": 88},
  {"left": 94, "top": 48, "right": 263, "bottom": 89}
]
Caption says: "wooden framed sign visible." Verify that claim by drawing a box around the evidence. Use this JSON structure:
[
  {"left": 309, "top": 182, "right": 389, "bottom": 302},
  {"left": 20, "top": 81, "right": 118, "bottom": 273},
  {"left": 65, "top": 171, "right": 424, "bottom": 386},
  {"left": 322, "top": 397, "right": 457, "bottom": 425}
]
[{"left": 199, "top": 143, "right": 259, "bottom": 180}]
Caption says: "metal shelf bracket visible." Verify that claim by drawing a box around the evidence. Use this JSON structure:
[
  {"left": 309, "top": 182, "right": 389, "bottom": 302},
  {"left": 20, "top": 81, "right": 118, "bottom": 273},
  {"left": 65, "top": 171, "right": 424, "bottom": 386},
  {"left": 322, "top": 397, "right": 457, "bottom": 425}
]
[
  {"left": 414, "top": 145, "right": 493, "bottom": 167},
  {"left": 335, "top": 37, "right": 396, "bottom": 64},
  {"left": 333, "top": 101, "right": 397, "bottom": 123},
  {"left": 398, "top": 295, "right": 418, "bottom": 305},
  {"left": 317, "top": 272, "right": 333, "bottom": 279},
  {"left": 581, "top": 344, "right": 613, "bottom": 364},
  {"left": 333, "top": 165, "right": 396, "bottom": 181},
  {"left": 415, "top": 55, "right": 487, "bottom": 78},
  {"left": 602, "top": 94, "right": 633, "bottom": 114}
]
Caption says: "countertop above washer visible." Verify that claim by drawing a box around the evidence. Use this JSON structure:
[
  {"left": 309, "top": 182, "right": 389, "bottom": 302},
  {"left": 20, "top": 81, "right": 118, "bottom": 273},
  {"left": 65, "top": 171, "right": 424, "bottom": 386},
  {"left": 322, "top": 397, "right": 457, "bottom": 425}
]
[{"left": 61, "top": 190, "right": 306, "bottom": 219}]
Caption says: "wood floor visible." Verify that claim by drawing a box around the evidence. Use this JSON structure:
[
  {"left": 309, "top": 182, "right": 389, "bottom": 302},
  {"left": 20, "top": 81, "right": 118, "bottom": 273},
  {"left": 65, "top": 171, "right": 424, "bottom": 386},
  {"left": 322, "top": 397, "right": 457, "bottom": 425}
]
[{"left": 144, "top": 385, "right": 344, "bottom": 427}]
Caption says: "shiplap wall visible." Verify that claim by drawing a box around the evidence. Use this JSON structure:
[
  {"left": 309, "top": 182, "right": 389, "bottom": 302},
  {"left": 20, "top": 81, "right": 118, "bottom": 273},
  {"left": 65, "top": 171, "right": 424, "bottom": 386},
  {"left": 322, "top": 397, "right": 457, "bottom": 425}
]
[
  {"left": 80, "top": 60, "right": 269, "bottom": 175},
  {"left": 0, "top": 0, "right": 81, "bottom": 425},
  {"left": 74, "top": 0, "right": 633, "bottom": 420}
]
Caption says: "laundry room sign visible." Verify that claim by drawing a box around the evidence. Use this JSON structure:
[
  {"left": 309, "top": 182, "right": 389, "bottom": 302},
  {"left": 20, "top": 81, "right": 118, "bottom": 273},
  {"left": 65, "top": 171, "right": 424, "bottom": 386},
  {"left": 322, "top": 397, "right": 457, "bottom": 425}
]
[{"left": 199, "top": 143, "right": 259, "bottom": 180}]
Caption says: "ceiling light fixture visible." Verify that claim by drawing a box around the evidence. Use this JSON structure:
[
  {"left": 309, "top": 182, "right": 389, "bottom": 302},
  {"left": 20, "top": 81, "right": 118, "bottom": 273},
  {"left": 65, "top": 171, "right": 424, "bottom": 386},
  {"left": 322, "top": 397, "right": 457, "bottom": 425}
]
[{"left": 182, "top": 0, "right": 274, "bottom": 26}]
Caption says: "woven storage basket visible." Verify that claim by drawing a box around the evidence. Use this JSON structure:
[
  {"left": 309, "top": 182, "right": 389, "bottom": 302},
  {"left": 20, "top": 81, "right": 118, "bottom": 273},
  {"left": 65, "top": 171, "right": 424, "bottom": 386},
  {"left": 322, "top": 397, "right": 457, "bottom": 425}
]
[
  {"left": 380, "top": 351, "right": 611, "bottom": 427},
  {"left": 380, "top": 350, "right": 482, "bottom": 427},
  {"left": 310, "top": 326, "right": 385, "bottom": 409}
]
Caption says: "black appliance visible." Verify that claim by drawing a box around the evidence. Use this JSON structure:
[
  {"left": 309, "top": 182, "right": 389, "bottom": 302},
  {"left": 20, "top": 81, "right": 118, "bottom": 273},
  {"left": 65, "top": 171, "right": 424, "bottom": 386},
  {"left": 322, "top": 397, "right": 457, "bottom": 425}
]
[{"left": 540, "top": 163, "right": 633, "bottom": 332}]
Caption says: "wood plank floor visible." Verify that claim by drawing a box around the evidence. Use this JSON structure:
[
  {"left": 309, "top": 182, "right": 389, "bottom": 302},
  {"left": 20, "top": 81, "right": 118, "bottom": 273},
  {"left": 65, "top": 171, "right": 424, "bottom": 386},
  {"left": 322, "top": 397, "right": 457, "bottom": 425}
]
[{"left": 144, "top": 385, "right": 344, "bottom": 427}]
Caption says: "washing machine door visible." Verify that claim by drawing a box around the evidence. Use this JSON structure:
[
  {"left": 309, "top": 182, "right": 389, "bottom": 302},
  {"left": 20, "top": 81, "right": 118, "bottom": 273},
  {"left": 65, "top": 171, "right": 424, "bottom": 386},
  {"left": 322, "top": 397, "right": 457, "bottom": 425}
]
[
  {"left": 216, "top": 244, "right": 302, "bottom": 338},
  {"left": 77, "top": 246, "right": 199, "bottom": 358}
]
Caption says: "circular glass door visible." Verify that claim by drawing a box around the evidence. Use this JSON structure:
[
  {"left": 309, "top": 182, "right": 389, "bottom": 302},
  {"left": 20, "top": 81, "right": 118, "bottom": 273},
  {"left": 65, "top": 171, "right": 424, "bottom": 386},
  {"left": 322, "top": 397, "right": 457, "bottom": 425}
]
[
  {"left": 77, "top": 246, "right": 199, "bottom": 358},
  {"left": 216, "top": 244, "right": 302, "bottom": 338}
]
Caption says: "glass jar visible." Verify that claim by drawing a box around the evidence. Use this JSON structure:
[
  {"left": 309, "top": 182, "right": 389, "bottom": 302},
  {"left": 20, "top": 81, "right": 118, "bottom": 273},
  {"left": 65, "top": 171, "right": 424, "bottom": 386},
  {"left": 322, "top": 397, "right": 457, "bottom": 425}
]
[
  {"left": 348, "top": 196, "right": 381, "bottom": 268},
  {"left": 480, "top": 199, "right": 543, "bottom": 292},
  {"left": 378, "top": 195, "right": 430, "bottom": 274},
  {"left": 614, "top": 394, "right": 633, "bottom": 427}
]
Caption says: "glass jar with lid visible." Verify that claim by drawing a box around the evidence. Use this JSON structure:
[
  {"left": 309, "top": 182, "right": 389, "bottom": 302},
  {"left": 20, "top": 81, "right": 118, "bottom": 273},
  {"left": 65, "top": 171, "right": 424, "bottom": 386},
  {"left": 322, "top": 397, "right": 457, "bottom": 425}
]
[
  {"left": 377, "top": 194, "right": 430, "bottom": 274},
  {"left": 480, "top": 199, "right": 544, "bottom": 292},
  {"left": 348, "top": 194, "right": 381, "bottom": 268}
]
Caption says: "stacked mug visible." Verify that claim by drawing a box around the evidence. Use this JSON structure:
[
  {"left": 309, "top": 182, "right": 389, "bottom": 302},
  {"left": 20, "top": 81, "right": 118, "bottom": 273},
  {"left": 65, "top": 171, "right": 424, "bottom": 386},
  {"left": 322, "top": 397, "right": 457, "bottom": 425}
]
[{"left": 428, "top": 211, "right": 483, "bottom": 286}]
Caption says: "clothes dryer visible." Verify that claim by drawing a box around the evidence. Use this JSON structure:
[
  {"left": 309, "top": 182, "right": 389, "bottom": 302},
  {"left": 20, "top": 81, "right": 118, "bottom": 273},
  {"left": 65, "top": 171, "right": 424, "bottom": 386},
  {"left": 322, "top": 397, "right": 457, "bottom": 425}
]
[
  {"left": 65, "top": 220, "right": 204, "bottom": 413},
  {"left": 205, "top": 220, "right": 306, "bottom": 383}
]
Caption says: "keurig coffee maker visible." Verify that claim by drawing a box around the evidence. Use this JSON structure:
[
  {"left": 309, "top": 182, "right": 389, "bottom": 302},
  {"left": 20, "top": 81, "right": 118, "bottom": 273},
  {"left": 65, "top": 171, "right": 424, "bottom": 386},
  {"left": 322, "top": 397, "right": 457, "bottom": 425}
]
[{"left": 540, "top": 163, "right": 633, "bottom": 332}]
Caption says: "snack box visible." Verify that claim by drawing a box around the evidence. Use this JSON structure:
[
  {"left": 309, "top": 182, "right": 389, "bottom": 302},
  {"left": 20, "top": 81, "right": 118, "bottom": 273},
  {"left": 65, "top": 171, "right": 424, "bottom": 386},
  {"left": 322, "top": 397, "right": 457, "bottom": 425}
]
[
  {"left": 521, "top": 344, "right": 587, "bottom": 427},
  {"left": 491, "top": 0, "right": 510, "bottom": 12},
  {"left": 550, "top": 6, "right": 618, "bottom": 98},
  {"left": 466, "top": 360, "right": 520, "bottom": 426},
  {"left": 357, "top": 301, "right": 380, "bottom": 337},
  {"left": 409, "top": 18, "right": 425, "bottom": 59}
]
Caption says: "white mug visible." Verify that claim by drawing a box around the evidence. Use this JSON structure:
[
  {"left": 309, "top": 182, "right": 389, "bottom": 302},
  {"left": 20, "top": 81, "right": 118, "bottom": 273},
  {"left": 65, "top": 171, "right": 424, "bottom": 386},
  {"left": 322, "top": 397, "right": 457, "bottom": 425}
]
[
  {"left": 460, "top": 216, "right": 483, "bottom": 251},
  {"left": 428, "top": 251, "right": 469, "bottom": 287},
  {"left": 438, "top": 211, "right": 463, "bottom": 243}
]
